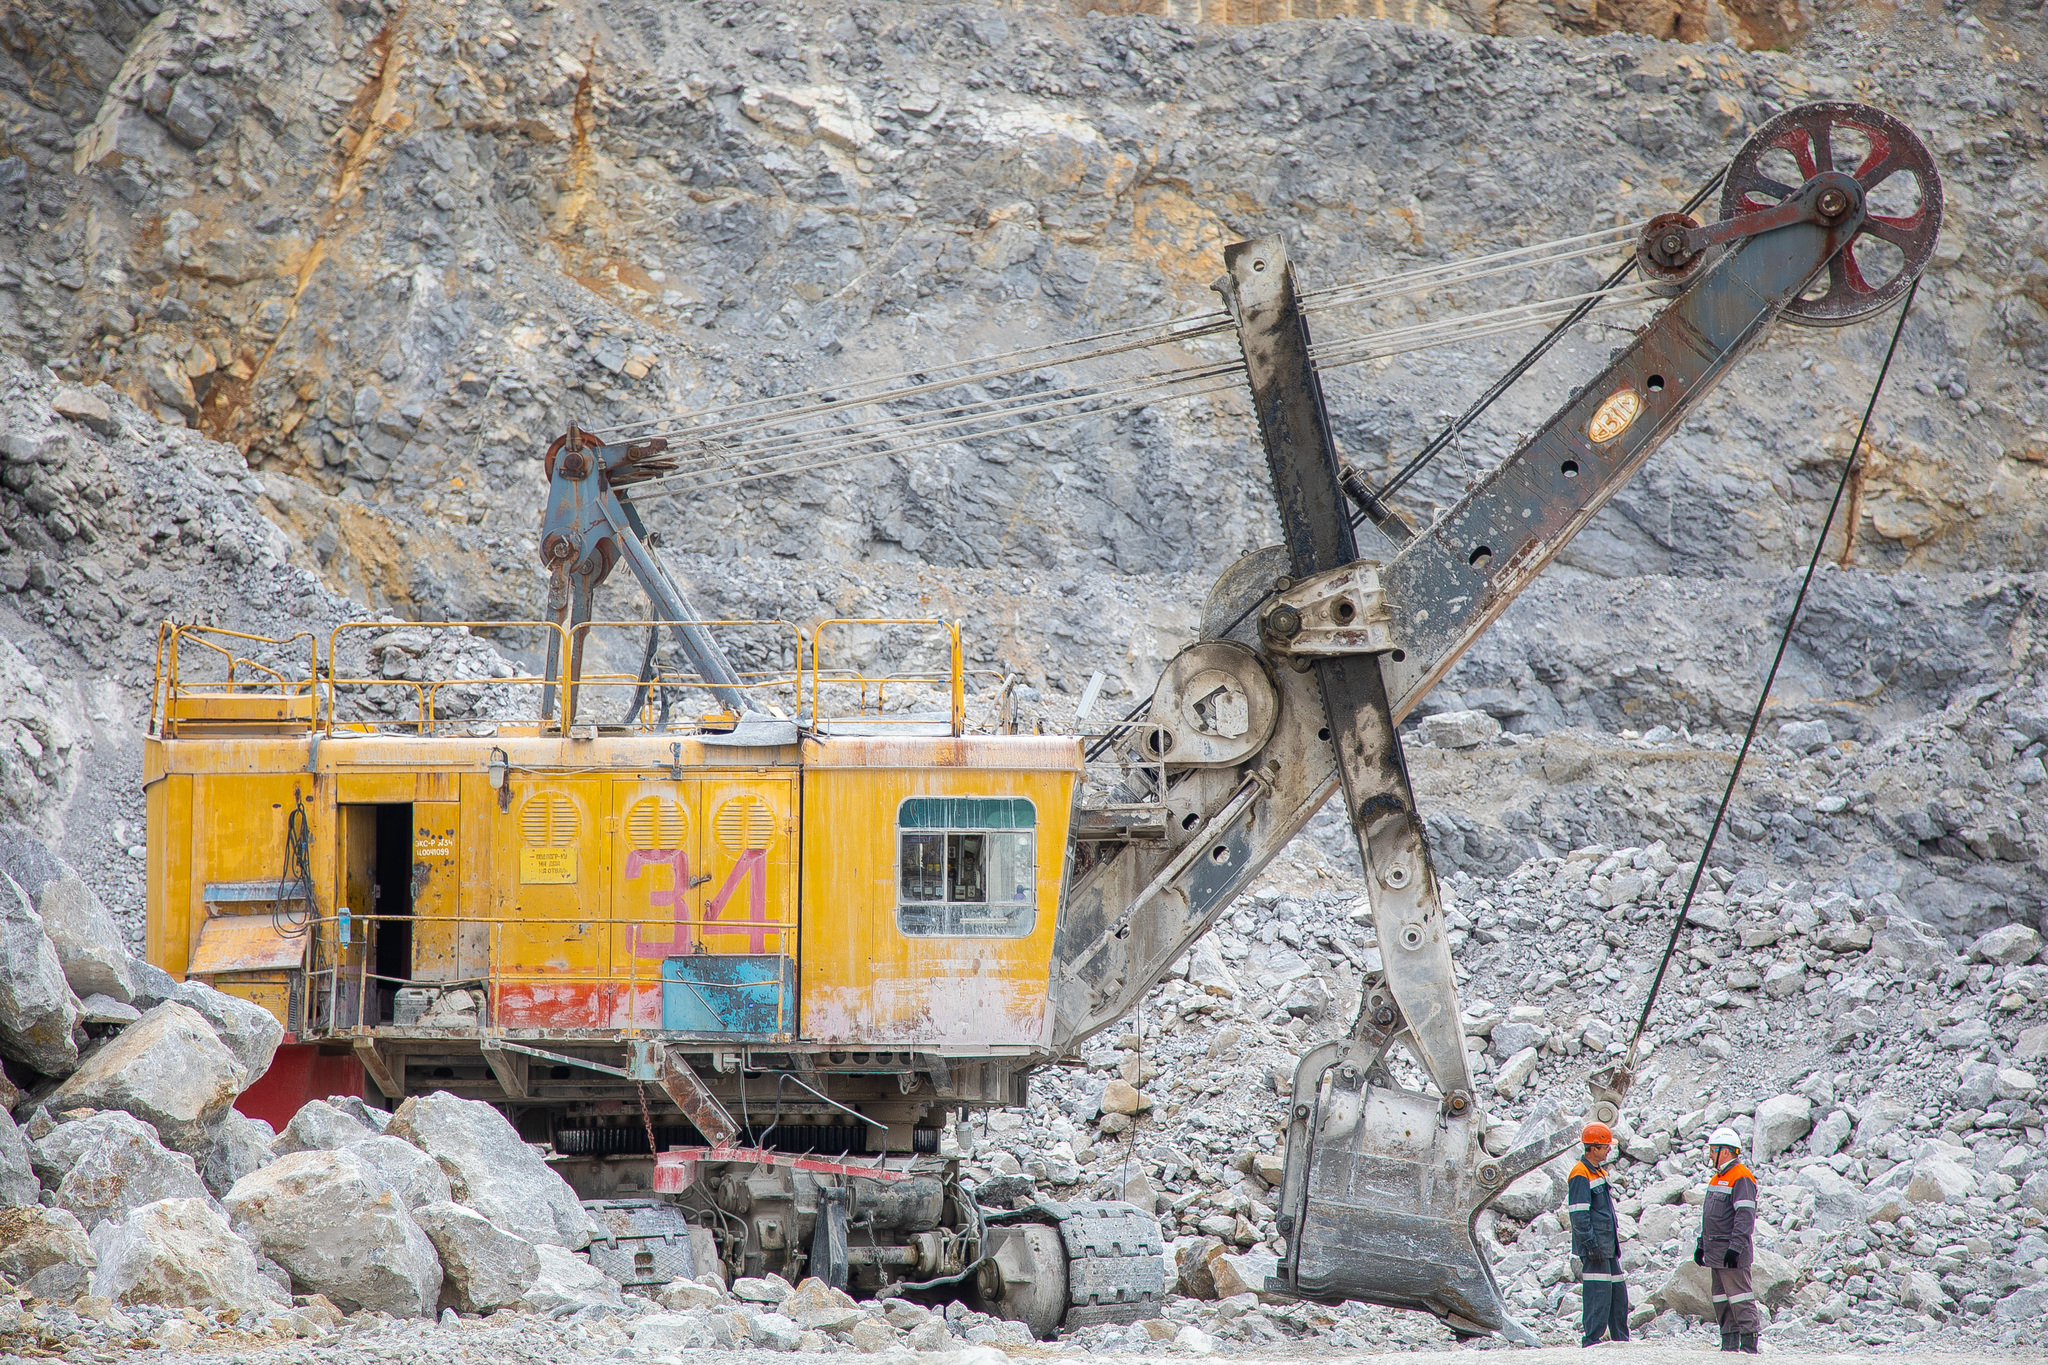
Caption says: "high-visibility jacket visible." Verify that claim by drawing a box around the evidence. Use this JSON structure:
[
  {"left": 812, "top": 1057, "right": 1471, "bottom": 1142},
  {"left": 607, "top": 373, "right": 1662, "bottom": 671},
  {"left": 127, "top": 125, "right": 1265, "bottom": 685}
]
[
  {"left": 1567, "top": 1159, "right": 1619, "bottom": 1262},
  {"left": 1701, "top": 1160, "right": 1757, "bottom": 1269}
]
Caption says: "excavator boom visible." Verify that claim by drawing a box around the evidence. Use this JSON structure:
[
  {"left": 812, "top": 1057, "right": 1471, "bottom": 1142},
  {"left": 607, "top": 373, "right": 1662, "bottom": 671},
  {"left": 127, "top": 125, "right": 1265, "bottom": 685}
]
[{"left": 520, "top": 100, "right": 1940, "bottom": 1341}]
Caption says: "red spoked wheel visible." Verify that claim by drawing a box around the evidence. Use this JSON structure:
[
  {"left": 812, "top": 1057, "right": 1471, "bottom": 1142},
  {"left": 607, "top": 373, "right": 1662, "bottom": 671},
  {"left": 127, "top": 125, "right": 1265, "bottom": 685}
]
[{"left": 1720, "top": 101, "right": 1943, "bottom": 327}]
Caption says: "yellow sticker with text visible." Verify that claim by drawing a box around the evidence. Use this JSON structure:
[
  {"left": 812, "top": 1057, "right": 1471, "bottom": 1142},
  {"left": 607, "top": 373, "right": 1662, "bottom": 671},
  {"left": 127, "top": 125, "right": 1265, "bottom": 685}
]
[
  {"left": 1587, "top": 388, "right": 1641, "bottom": 444},
  {"left": 520, "top": 847, "right": 576, "bottom": 884}
]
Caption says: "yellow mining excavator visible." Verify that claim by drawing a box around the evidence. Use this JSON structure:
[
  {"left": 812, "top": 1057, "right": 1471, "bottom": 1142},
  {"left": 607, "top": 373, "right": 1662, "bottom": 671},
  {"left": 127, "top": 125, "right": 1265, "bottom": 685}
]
[{"left": 146, "top": 104, "right": 1938, "bottom": 1338}]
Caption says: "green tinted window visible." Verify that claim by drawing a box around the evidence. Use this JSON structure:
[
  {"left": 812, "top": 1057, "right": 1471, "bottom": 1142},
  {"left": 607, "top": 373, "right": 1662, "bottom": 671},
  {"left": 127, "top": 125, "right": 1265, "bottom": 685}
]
[{"left": 895, "top": 798, "right": 1036, "bottom": 938}]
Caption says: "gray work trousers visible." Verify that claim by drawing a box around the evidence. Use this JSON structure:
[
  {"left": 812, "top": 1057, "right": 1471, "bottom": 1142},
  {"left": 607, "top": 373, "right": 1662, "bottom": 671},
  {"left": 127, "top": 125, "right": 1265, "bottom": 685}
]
[{"left": 1711, "top": 1265, "right": 1761, "bottom": 1335}]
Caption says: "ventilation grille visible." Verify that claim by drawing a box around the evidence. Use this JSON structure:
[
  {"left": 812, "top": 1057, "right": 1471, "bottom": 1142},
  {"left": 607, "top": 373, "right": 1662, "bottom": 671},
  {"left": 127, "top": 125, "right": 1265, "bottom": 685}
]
[
  {"left": 626, "top": 797, "right": 689, "bottom": 850},
  {"left": 520, "top": 791, "right": 579, "bottom": 846},
  {"left": 713, "top": 795, "right": 775, "bottom": 853}
]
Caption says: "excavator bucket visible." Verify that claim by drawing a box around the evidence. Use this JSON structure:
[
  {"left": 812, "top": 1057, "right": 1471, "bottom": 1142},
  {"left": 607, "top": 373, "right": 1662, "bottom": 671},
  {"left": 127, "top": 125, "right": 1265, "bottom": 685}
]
[{"left": 1271, "top": 1033, "right": 1575, "bottom": 1340}]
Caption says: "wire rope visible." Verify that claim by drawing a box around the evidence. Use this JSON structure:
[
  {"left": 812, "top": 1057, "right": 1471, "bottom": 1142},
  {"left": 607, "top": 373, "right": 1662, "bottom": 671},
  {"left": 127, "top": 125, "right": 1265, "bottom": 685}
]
[
  {"left": 595, "top": 222, "right": 1652, "bottom": 462},
  {"left": 637, "top": 288, "right": 1657, "bottom": 501},
  {"left": 1354, "top": 170, "right": 1728, "bottom": 527},
  {"left": 1621, "top": 276, "right": 1920, "bottom": 1075}
]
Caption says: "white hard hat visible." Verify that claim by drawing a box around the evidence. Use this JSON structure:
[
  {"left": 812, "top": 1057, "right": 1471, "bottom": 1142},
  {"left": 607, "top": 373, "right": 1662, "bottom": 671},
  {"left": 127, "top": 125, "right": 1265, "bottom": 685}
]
[{"left": 1708, "top": 1125, "right": 1744, "bottom": 1150}]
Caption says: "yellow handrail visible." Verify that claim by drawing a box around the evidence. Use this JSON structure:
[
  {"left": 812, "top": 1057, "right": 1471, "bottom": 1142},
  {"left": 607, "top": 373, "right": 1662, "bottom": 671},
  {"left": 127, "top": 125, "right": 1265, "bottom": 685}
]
[
  {"left": 152, "top": 624, "right": 319, "bottom": 736},
  {"left": 808, "top": 618, "right": 964, "bottom": 737},
  {"left": 325, "top": 620, "right": 571, "bottom": 736}
]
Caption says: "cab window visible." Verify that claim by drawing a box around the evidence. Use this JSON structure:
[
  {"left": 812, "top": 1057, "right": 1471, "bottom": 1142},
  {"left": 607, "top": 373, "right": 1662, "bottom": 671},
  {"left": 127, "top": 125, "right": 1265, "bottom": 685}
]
[{"left": 896, "top": 797, "right": 1035, "bottom": 937}]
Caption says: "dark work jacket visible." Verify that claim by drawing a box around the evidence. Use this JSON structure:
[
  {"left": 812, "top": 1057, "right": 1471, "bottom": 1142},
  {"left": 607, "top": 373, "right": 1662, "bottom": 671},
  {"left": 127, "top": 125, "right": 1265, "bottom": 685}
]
[
  {"left": 1567, "top": 1159, "right": 1619, "bottom": 1262},
  {"left": 1701, "top": 1160, "right": 1758, "bottom": 1269}
]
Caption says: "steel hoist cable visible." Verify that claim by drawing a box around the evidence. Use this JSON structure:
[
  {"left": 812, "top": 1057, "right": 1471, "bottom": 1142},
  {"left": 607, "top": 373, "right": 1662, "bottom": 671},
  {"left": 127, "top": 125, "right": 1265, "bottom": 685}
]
[
  {"left": 609, "top": 220, "right": 1672, "bottom": 501},
  {"left": 636, "top": 289, "right": 1658, "bottom": 503},
  {"left": 1621, "top": 276, "right": 1921, "bottom": 1074},
  {"left": 1353, "top": 168, "right": 1729, "bottom": 530}
]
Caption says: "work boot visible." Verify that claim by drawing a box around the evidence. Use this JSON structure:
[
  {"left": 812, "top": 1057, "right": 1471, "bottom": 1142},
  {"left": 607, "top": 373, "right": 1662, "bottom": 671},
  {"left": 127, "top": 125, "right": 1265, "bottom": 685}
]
[
  {"left": 1738, "top": 1334, "right": 1759, "bottom": 1354},
  {"left": 1719, "top": 1331, "right": 1738, "bottom": 1352}
]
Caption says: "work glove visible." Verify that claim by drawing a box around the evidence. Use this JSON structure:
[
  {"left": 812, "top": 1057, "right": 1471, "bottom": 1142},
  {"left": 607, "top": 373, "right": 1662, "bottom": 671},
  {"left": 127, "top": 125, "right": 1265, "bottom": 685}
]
[
  {"left": 1723, "top": 1249, "right": 1740, "bottom": 1269},
  {"left": 1693, "top": 1241, "right": 1705, "bottom": 1266}
]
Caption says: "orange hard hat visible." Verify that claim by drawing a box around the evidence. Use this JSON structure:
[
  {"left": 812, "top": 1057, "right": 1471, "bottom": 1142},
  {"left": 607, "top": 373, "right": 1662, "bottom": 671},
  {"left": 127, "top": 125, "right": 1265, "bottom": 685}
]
[{"left": 1582, "top": 1121, "right": 1614, "bottom": 1145}]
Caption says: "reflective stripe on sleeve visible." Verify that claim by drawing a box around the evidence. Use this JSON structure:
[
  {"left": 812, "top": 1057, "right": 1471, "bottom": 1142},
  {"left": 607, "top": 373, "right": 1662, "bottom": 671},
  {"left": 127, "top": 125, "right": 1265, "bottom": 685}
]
[{"left": 1733, "top": 1200, "right": 1756, "bottom": 1210}]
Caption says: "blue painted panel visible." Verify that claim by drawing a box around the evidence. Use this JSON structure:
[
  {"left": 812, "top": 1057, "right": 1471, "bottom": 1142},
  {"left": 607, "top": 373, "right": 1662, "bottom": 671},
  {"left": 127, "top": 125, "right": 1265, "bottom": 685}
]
[{"left": 660, "top": 955, "right": 795, "bottom": 1036}]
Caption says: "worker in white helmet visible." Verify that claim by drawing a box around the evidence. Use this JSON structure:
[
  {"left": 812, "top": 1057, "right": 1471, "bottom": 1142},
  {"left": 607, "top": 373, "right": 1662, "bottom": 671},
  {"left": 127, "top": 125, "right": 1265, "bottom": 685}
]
[{"left": 1694, "top": 1124, "right": 1759, "bottom": 1353}]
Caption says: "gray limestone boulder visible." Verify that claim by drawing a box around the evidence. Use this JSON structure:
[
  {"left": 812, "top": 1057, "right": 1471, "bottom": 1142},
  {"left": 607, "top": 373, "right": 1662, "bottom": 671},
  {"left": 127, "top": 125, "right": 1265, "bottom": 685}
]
[
  {"left": 1489, "top": 1157, "right": 1565, "bottom": 1222},
  {"left": 1750, "top": 1093, "right": 1813, "bottom": 1165},
  {"left": 170, "top": 980, "right": 284, "bottom": 1082},
  {"left": 349, "top": 1134, "right": 453, "bottom": 1209},
  {"left": 1970, "top": 923, "right": 2043, "bottom": 965},
  {"left": 271, "top": 1097, "right": 378, "bottom": 1155},
  {"left": 522, "top": 1243, "right": 625, "bottom": 1313},
  {"left": 222, "top": 1147, "right": 443, "bottom": 1317},
  {"left": 414, "top": 1199, "right": 541, "bottom": 1313},
  {"left": 0, "top": 868, "right": 81, "bottom": 1077},
  {"left": 327, "top": 1095, "right": 392, "bottom": 1132},
  {"left": 199, "top": 1111, "right": 276, "bottom": 1198},
  {"left": 1792, "top": 1164, "right": 1868, "bottom": 1229},
  {"left": 1652, "top": 1247, "right": 1796, "bottom": 1319},
  {"left": 386, "top": 1091, "right": 595, "bottom": 1249},
  {"left": 1867, "top": 916, "right": 1954, "bottom": 978},
  {"left": 89, "top": 1196, "right": 287, "bottom": 1314},
  {"left": 0, "top": 1107, "right": 36, "bottom": 1207},
  {"left": 1421, "top": 709, "right": 1502, "bottom": 749},
  {"left": 0, "top": 827, "right": 133, "bottom": 1003},
  {"left": 32, "top": 1110, "right": 211, "bottom": 1231},
  {"left": 0, "top": 1204, "right": 96, "bottom": 1300},
  {"left": 35, "top": 872, "right": 137, "bottom": 1004},
  {"left": 45, "top": 1002, "right": 246, "bottom": 1154}
]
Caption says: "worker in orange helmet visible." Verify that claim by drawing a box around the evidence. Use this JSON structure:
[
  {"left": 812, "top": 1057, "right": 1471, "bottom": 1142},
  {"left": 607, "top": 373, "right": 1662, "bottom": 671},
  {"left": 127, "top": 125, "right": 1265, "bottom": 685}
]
[
  {"left": 1695, "top": 1125, "right": 1760, "bottom": 1352},
  {"left": 1567, "top": 1119, "right": 1629, "bottom": 1346}
]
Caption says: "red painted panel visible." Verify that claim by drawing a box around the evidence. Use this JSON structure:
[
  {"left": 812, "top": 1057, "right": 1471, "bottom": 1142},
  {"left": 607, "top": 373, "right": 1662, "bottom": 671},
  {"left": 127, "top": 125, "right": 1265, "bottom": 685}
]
[
  {"left": 235, "top": 1042, "right": 368, "bottom": 1132},
  {"left": 494, "top": 981, "right": 664, "bottom": 1031}
]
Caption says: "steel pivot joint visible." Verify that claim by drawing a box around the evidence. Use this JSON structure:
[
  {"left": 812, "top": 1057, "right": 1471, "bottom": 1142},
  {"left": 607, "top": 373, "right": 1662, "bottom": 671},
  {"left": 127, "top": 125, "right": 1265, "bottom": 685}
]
[{"left": 1261, "top": 562, "right": 1395, "bottom": 661}]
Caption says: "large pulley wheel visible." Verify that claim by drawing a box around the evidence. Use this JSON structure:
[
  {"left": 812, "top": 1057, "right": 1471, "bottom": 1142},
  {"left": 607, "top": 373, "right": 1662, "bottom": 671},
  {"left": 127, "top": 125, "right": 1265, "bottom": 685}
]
[{"left": 1720, "top": 101, "right": 1942, "bottom": 327}]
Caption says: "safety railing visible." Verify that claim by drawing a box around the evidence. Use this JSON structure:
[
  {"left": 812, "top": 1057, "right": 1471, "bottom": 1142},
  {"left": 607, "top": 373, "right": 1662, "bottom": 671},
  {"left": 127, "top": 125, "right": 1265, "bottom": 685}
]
[
  {"left": 152, "top": 624, "right": 320, "bottom": 737},
  {"left": 562, "top": 620, "right": 810, "bottom": 733},
  {"left": 280, "top": 909, "right": 798, "bottom": 1040},
  {"left": 324, "top": 620, "right": 571, "bottom": 737},
  {"left": 151, "top": 617, "right": 978, "bottom": 739},
  {"left": 807, "top": 618, "right": 965, "bottom": 736}
]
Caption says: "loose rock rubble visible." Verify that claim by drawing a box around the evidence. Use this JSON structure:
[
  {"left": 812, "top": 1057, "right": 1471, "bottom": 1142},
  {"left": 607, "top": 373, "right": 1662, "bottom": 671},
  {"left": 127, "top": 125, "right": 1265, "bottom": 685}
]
[{"left": 4, "top": 0, "right": 2047, "bottom": 1358}]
